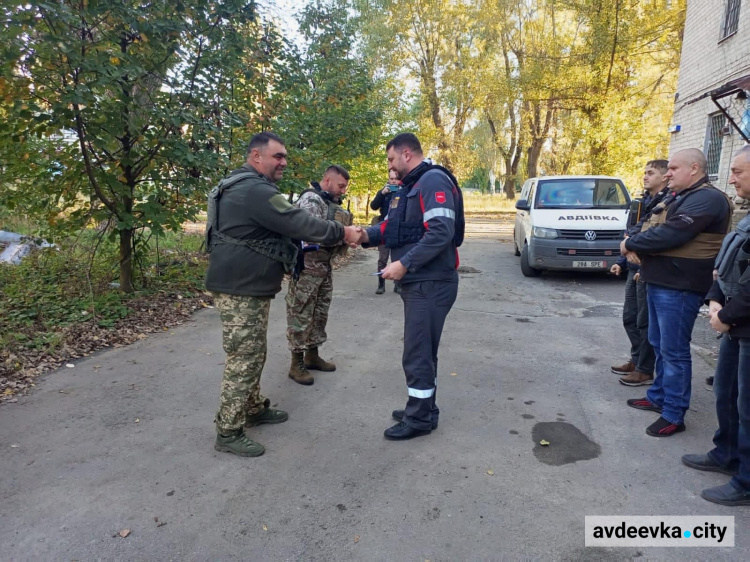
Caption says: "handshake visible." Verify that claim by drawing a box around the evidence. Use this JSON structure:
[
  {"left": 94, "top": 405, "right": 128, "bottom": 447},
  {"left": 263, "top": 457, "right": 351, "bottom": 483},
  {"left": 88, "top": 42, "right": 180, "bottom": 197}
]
[{"left": 344, "top": 225, "right": 369, "bottom": 247}]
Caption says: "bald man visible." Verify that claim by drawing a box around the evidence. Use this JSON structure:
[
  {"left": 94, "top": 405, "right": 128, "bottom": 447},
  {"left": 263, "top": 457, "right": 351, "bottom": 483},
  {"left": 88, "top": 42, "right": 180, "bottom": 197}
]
[{"left": 621, "top": 148, "right": 733, "bottom": 437}]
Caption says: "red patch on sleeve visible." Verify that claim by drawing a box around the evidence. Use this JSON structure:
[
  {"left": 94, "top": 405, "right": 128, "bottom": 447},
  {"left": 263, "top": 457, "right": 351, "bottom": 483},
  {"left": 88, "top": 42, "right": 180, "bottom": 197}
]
[{"left": 435, "top": 192, "right": 446, "bottom": 204}]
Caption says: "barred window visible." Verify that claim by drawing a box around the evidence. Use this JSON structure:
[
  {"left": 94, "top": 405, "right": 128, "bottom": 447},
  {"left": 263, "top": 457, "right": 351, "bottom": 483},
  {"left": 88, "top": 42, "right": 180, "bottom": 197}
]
[
  {"left": 705, "top": 113, "right": 726, "bottom": 179},
  {"left": 721, "top": 0, "right": 741, "bottom": 40}
]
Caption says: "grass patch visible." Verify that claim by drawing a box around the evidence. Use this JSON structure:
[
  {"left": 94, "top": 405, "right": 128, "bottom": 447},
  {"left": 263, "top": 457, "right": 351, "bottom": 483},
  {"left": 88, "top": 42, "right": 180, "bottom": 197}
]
[{"left": 0, "top": 230, "right": 208, "bottom": 354}]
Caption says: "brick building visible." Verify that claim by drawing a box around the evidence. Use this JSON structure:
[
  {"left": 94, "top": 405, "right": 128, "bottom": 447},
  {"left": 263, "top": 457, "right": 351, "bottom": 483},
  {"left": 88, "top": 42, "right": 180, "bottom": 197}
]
[{"left": 670, "top": 0, "right": 750, "bottom": 195}]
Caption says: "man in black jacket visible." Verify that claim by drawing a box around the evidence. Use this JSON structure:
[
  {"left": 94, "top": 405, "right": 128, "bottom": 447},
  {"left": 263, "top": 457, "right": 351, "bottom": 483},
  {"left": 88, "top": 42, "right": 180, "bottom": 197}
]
[
  {"left": 682, "top": 145, "right": 750, "bottom": 505},
  {"left": 205, "top": 132, "right": 361, "bottom": 457},
  {"left": 370, "top": 170, "right": 401, "bottom": 294},
  {"left": 621, "top": 148, "right": 732, "bottom": 437}
]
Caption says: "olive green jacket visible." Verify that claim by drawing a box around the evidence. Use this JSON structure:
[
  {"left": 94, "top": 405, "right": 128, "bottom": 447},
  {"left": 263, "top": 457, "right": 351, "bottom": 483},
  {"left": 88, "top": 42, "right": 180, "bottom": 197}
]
[{"left": 205, "top": 165, "right": 344, "bottom": 296}]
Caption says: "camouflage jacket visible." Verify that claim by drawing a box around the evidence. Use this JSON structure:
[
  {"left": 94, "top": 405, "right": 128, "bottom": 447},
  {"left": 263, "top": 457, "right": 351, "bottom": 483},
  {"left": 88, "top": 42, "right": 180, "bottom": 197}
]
[{"left": 297, "top": 186, "right": 349, "bottom": 277}]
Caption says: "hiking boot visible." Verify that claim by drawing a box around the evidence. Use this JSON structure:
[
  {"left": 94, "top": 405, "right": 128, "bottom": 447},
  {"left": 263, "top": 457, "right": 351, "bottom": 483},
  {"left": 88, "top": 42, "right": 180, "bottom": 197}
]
[
  {"left": 304, "top": 347, "right": 336, "bottom": 372},
  {"left": 289, "top": 351, "right": 314, "bottom": 385},
  {"left": 394, "top": 282, "right": 402, "bottom": 294},
  {"left": 626, "top": 397, "right": 662, "bottom": 413},
  {"left": 619, "top": 371, "right": 654, "bottom": 387},
  {"left": 376, "top": 277, "right": 385, "bottom": 294},
  {"left": 611, "top": 360, "right": 635, "bottom": 375},
  {"left": 392, "top": 409, "right": 438, "bottom": 429},
  {"left": 646, "top": 416, "right": 685, "bottom": 437},
  {"left": 245, "top": 404, "right": 289, "bottom": 427},
  {"left": 681, "top": 453, "right": 738, "bottom": 476},
  {"left": 214, "top": 430, "right": 265, "bottom": 457}
]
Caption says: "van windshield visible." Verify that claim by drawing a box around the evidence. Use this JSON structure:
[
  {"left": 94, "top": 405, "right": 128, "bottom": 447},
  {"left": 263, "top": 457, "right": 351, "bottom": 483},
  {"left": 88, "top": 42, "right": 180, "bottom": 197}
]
[{"left": 535, "top": 179, "right": 630, "bottom": 209}]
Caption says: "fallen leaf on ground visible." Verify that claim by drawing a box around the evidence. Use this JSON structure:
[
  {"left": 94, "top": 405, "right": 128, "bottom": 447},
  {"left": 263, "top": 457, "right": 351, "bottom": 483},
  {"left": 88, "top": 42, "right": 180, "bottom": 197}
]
[
  {"left": 540, "top": 440, "right": 550, "bottom": 446},
  {"left": 10, "top": 444, "right": 19, "bottom": 448},
  {"left": 134, "top": 418, "right": 140, "bottom": 423},
  {"left": 354, "top": 535, "right": 360, "bottom": 543},
  {"left": 262, "top": 524, "right": 268, "bottom": 531},
  {"left": 487, "top": 469, "right": 494, "bottom": 476},
  {"left": 65, "top": 364, "right": 75, "bottom": 368},
  {"left": 450, "top": 372, "right": 458, "bottom": 376},
  {"left": 118, "top": 529, "right": 131, "bottom": 538}
]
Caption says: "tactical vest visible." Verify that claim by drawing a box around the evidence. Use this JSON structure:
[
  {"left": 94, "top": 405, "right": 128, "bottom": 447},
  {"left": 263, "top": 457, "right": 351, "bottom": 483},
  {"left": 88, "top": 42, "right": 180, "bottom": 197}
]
[
  {"left": 297, "top": 187, "right": 353, "bottom": 253},
  {"left": 383, "top": 164, "right": 465, "bottom": 250},
  {"left": 716, "top": 214, "right": 750, "bottom": 298},
  {"left": 205, "top": 171, "right": 299, "bottom": 272},
  {"left": 640, "top": 182, "right": 732, "bottom": 260}
]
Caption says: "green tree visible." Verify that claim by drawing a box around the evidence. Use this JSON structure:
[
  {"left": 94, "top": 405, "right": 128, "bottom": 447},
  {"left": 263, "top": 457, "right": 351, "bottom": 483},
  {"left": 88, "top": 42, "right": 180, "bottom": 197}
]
[{"left": 0, "top": 0, "right": 257, "bottom": 292}]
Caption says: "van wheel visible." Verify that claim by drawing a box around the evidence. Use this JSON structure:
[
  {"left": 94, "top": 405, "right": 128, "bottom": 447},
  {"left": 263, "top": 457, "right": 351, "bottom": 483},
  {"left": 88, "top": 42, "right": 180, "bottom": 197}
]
[
  {"left": 520, "top": 243, "right": 541, "bottom": 277},
  {"left": 513, "top": 231, "right": 521, "bottom": 256}
]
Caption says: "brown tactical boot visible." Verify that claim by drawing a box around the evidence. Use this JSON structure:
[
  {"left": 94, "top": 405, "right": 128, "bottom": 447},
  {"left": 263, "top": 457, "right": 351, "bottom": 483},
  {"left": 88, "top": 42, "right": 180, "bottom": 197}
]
[
  {"left": 610, "top": 360, "right": 635, "bottom": 375},
  {"left": 304, "top": 347, "right": 336, "bottom": 372},
  {"left": 619, "top": 371, "right": 654, "bottom": 387},
  {"left": 289, "top": 352, "right": 314, "bottom": 385}
]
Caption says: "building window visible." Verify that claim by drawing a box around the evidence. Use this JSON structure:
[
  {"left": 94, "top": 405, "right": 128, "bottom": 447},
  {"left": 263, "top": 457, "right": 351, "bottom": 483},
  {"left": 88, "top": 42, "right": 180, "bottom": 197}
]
[
  {"left": 721, "top": 0, "right": 741, "bottom": 39},
  {"left": 706, "top": 113, "right": 726, "bottom": 179}
]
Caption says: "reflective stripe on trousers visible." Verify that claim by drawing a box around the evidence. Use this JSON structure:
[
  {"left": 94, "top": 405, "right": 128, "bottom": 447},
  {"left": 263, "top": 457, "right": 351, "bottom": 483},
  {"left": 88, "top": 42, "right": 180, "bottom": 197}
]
[{"left": 401, "top": 279, "right": 458, "bottom": 431}]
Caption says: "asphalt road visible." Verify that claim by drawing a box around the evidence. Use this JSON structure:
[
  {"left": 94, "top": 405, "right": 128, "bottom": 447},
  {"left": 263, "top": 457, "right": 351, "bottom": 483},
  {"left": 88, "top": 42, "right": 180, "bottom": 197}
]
[{"left": 1, "top": 218, "right": 747, "bottom": 561}]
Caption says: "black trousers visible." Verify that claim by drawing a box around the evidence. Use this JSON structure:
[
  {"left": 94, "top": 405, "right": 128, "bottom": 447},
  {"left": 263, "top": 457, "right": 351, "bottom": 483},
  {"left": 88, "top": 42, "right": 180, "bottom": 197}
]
[
  {"left": 400, "top": 280, "right": 459, "bottom": 430},
  {"left": 623, "top": 269, "right": 655, "bottom": 374}
]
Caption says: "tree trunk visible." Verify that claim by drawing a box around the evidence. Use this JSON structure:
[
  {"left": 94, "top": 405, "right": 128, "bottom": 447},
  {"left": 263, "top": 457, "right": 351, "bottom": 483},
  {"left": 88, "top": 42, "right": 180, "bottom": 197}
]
[{"left": 119, "top": 227, "right": 135, "bottom": 293}]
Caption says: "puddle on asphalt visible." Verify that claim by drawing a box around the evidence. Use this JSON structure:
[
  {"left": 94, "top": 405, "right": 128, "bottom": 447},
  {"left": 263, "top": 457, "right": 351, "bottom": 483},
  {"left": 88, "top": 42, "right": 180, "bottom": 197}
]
[
  {"left": 457, "top": 266, "right": 481, "bottom": 274},
  {"left": 581, "top": 305, "right": 620, "bottom": 318},
  {"left": 532, "top": 422, "right": 601, "bottom": 466}
]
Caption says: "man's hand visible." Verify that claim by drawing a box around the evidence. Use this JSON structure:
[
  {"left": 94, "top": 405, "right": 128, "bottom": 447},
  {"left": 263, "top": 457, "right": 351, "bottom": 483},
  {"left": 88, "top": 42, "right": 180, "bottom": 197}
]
[
  {"left": 344, "top": 226, "right": 366, "bottom": 247},
  {"left": 633, "top": 272, "right": 641, "bottom": 282},
  {"left": 624, "top": 251, "right": 641, "bottom": 265},
  {"left": 610, "top": 264, "right": 622, "bottom": 276},
  {"left": 619, "top": 239, "right": 629, "bottom": 256},
  {"left": 381, "top": 260, "right": 407, "bottom": 280},
  {"left": 381, "top": 185, "right": 391, "bottom": 195},
  {"left": 708, "top": 300, "right": 723, "bottom": 318},
  {"left": 709, "top": 312, "right": 731, "bottom": 334}
]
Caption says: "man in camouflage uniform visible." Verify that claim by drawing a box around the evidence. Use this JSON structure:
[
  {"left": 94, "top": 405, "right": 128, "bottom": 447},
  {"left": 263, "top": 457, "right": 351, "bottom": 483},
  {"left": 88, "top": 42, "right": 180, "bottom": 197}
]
[
  {"left": 286, "top": 165, "right": 353, "bottom": 385},
  {"left": 205, "top": 133, "right": 361, "bottom": 457}
]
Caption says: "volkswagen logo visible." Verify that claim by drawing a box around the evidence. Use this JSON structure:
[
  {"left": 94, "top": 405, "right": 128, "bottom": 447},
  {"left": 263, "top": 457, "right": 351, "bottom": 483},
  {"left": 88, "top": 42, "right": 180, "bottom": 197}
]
[{"left": 584, "top": 230, "right": 597, "bottom": 241}]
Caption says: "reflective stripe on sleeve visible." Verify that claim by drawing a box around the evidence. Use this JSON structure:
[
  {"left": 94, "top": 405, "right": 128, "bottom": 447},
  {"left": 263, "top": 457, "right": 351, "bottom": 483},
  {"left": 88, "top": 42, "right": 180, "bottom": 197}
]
[
  {"left": 423, "top": 208, "right": 456, "bottom": 222},
  {"left": 408, "top": 387, "right": 435, "bottom": 399}
]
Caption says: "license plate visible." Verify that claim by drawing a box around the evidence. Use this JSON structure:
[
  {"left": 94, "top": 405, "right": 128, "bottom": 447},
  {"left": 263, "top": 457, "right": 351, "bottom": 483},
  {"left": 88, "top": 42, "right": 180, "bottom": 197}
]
[{"left": 572, "top": 260, "right": 606, "bottom": 268}]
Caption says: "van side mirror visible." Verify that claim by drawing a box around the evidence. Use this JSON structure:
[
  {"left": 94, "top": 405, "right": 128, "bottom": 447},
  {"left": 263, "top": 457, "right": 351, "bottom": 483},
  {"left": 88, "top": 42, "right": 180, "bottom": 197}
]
[{"left": 515, "top": 199, "right": 530, "bottom": 211}]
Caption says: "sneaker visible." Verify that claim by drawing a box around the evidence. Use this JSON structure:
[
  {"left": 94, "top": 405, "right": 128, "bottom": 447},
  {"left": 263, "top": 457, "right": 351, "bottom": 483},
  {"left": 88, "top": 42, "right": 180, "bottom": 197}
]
[
  {"left": 619, "top": 371, "right": 654, "bottom": 387},
  {"left": 646, "top": 416, "right": 686, "bottom": 437},
  {"left": 214, "top": 430, "right": 265, "bottom": 457},
  {"left": 245, "top": 405, "right": 289, "bottom": 427},
  {"left": 611, "top": 361, "right": 635, "bottom": 375},
  {"left": 626, "top": 398, "right": 662, "bottom": 413},
  {"left": 392, "top": 409, "right": 438, "bottom": 429}
]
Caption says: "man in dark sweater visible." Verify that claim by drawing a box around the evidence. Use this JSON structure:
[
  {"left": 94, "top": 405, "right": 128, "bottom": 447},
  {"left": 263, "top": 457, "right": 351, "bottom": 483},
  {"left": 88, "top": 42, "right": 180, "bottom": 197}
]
[
  {"left": 622, "top": 148, "right": 732, "bottom": 437},
  {"left": 205, "top": 132, "right": 360, "bottom": 457},
  {"left": 611, "top": 159, "right": 669, "bottom": 387}
]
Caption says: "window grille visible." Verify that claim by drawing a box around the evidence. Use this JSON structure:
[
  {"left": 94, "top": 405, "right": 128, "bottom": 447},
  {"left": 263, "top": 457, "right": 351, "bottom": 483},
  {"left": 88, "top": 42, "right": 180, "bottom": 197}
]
[
  {"left": 721, "top": 0, "right": 741, "bottom": 39},
  {"left": 706, "top": 113, "right": 726, "bottom": 178}
]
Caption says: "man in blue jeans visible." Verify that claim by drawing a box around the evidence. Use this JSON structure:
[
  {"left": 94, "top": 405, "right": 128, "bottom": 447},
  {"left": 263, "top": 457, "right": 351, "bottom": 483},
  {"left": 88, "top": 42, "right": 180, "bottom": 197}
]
[
  {"left": 682, "top": 146, "right": 750, "bottom": 505},
  {"left": 620, "top": 148, "right": 732, "bottom": 437}
]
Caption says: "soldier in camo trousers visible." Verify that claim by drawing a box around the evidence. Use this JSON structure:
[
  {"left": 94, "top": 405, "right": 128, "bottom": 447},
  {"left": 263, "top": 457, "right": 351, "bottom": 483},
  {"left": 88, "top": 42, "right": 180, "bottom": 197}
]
[
  {"left": 286, "top": 165, "right": 352, "bottom": 385},
  {"left": 205, "top": 133, "right": 360, "bottom": 457}
]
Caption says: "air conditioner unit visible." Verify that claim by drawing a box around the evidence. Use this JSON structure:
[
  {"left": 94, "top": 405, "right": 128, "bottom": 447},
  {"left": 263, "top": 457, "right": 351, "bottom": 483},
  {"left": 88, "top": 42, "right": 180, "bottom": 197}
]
[{"left": 720, "top": 125, "right": 732, "bottom": 136}]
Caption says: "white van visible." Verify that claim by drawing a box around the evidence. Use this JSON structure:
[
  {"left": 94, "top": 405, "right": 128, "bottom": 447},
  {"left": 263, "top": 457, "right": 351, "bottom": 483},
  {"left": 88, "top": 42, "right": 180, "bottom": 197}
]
[{"left": 513, "top": 175, "right": 631, "bottom": 277}]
